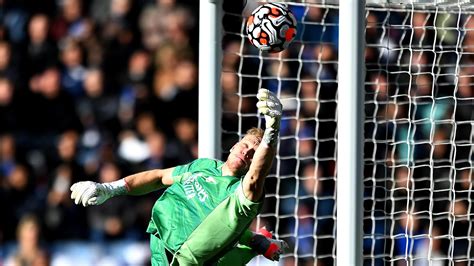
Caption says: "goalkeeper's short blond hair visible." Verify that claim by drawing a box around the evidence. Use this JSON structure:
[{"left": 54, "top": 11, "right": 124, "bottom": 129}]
[{"left": 246, "top": 127, "right": 264, "bottom": 141}]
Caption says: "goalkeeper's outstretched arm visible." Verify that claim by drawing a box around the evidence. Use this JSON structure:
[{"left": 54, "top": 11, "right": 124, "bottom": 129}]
[
  {"left": 124, "top": 167, "right": 175, "bottom": 195},
  {"left": 70, "top": 167, "right": 175, "bottom": 207},
  {"left": 242, "top": 89, "right": 282, "bottom": 202}
]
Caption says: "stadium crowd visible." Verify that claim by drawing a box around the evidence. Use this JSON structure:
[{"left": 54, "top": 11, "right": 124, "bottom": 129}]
[
  {"left": 0, "top": 0, "right": 202, "bottom": 264},
  {"left": 0, "top": 0, "right": 473, "bottom": 265}
]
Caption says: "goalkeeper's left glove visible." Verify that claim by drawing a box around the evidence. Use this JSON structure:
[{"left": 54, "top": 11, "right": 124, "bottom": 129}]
[
  {"left": 250, "top": 227, "right": 288, "bottom": 261},
  {"left": 70, "top": 179, "right": 128, "bottom": 207},
  {"left": 256, "top": 89, "right": 283, "bottom": 147}
]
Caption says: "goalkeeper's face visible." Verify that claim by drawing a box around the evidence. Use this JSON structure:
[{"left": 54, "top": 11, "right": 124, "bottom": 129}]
[{"left": 226, "top": 134, "right": 261, "bottom": 174}]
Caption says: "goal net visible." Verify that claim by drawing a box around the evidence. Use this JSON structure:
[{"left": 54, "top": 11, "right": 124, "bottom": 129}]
[
  {"left": 219, "top": 0, "right": 473, "bottom": 265},
  {"left": 364, "top": 2, "right": 473, "bottom": 265}
]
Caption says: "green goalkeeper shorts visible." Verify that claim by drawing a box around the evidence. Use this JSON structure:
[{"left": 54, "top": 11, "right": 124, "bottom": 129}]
[{"left": 172, "top": 185, "right": 263, "bottom": 265}]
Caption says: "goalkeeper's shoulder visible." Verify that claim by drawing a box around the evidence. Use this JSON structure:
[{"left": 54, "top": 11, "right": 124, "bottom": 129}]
[{"left": 190, "top": 158, "right": 224, "bottom": 169}]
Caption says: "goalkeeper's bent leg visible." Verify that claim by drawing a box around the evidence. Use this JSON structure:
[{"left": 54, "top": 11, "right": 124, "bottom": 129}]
[{"left": 173, "top": 185, "right": 263, "bottom": 265}]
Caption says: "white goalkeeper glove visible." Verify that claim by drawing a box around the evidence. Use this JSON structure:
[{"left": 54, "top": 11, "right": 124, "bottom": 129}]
[
  {"left": 70, "top": 179, "right": 128, "bottom": 207},
  {"left": 256, "top": 88, "right": 283, "bottom": 146}
]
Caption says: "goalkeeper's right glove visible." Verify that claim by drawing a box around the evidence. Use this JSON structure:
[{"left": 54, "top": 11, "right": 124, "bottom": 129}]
[
  {"left": 70, "top": 179, "right": 128, "bottom": 207},
  {"left": 256, "top": 89, "right": 283, "bottom": 147}
]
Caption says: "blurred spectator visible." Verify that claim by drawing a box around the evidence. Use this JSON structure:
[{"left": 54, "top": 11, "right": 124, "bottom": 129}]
[
  {"left": 221, "top": 40, "right": 241, "bottom": 72},
  {"left": 365, "top": 13, "right": 382, "bottom": 68},
  {"left": 80, "top": 20, "right": 104, "bottom": 67},
  {"left": 154, "top": 42, "right": 182, "bottom": 72},
  {"left": 168, "top": 117, "right": 198, "bottom": 162},
  {"left": 2, "top": 165, "right": 43, "bottom": 241},
  {"left": 410, "top": 51, "right": 432, "bottom": 74},
  {"left": 44, "top": 162, "right": 87, "bottom": 240},
  {"left": 304, "top": 43, "right": 337, "bottom": 82},
  {"left": 455, "top": 169, "right": 473, "bottom": 193},
  {"left": 300, "top": 162, "right": 321, "bottom": 198},
  {"left": 118, "top": 50, "right": 152, "bottom": 114},
  {"left": 450, "top": 200, "right": 470, "bottom": 258},
  {"left": 221, "top": 71, "right": 250, "bottom": 152},
  {"left": 173, "top": 59, "right": 198, "bottom": 118},
  {"left": 0, "top": 41, "right": 19, "bottom": 84},
  {"left": 76, "top": 68, "right": 120, "bottom": 138},
  {"left": 0, "top": 78, "right": 16, "bottom": 134},
  {"left": 23, "top": 14, "right": 57, "bottom": 80},
  {"left": 6, "top": 214, "right": 50, "bottom": 266},
  {"left": 150, "top": 59, "right": 179, "bottom": 133},
  {"left": 0, "top": 134, "right": 18, "bottom": 178},
  {"left": 393, "top": 212, "right": 428, "bottom": 261},
  {"left": 87, "top": 162, "right": 138, "bottom": 241},
  {"left": 126, "top": 49, "right": 151, "bottom": 87},
  {"left": 411, "top": 12, "right": 435, "bottom": 48},
  {"left": 29, "top": 67, "right": 81, "bottom": 133},
  {"left": 393, "top": 167, "right": 412, "bottom": 213},
  {"left": 367, "top": 73, "right": 389, "bottom": 102},
  {"left": 135, "top": 112, "right": 157, "bottom": 138},
  {"left": 148, "top": 50, "right": 196, "bottom": 136},
  {"left": 50, "top": 0, "right": 87, "bottom": 41},
  {"left": 139, "top": 0, "right": 175, "bottom": 51},
  {"left": 455, "top": 67, "right": 473, "bottom": 167},
  {"left": 221, "top": 72, "right": 240, "bottom": 127},
  {"left": 263, "top": 51, "right": 294, "bottom": 93},
  {"left": 50, "top": 131, "right": 84, "bottom": 176},
  {"left": 162, "top": 7, "right": 194, "bottom": 50},
  {"left": 15, "top": 67, "right": 82, "bottom": 160},
  {"left": 409, "top": 224, "right": 445, "bottom": 266},
  {"left": 141, "top": 130, "right": 174, "bottom": 170},
  {"left": 294, "top": 204, "right": 316, "bottom": 265},
  {"left": 90, "top": 0, "right": 112, "bottom": 25},
  {"left": 299, "top": 76, "right": 319, "bottom": 117},
  {"left": 60, "top": 38, "right": 86, "bottom": 97},
  {"left": 297, "top": 5, "right": 338, "bottom": 46}
]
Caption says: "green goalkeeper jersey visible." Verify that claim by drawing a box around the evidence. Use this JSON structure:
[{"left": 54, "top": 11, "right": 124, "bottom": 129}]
[{"left": 146, "top": 158, "right": 242, "bottom": 253}]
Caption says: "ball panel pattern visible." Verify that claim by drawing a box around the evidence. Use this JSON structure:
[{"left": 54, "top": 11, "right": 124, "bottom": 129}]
[{"left": 246, "top": 3, "right": 297, "bottom": 53}]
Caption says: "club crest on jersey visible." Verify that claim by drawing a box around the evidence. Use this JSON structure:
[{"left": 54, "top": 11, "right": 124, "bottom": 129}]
[{"left": 182, "top": 173, "right": 215, "bottom": 202}]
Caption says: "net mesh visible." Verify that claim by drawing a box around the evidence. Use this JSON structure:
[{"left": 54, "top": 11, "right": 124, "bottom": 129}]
[
  {"left": 220, "top": 1, "right": 473, "bottom": 265},
  {"left": 364, "top": 5, "right": 474, "bottom": 265}
]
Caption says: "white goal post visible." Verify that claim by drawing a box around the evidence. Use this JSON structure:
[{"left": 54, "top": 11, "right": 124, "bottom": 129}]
[
  {"left": 337, "top": 0, "right": 365, "bottom": 265},
  {"left": 199, "top": 0, "right": 223, "bottom": 159},
  {"left": 199, "top": 0, "right": 474, "bottom": 265}
]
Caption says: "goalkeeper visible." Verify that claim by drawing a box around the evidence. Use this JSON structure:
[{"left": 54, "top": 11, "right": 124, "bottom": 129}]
[{"left": 71, "top": 89, "right": 284, "bottom": 265}]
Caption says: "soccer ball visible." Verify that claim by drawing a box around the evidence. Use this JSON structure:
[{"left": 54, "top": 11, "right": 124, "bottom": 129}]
[{"left": 246, "top": 3, "right": 297, "bottom": 53}]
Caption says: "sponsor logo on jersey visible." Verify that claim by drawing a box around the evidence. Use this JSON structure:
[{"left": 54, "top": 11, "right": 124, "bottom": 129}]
[{"left": 182, "top": 173, "right": 216, "bottom": 202}]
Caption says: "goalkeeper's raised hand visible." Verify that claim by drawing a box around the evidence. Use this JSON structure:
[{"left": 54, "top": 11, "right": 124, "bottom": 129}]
[
  {"left": 256, "top": 88, "right": 283, "bottom": 146},
  {"left": 70, "top": 179, "right": 128, "bottom": 207}
]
